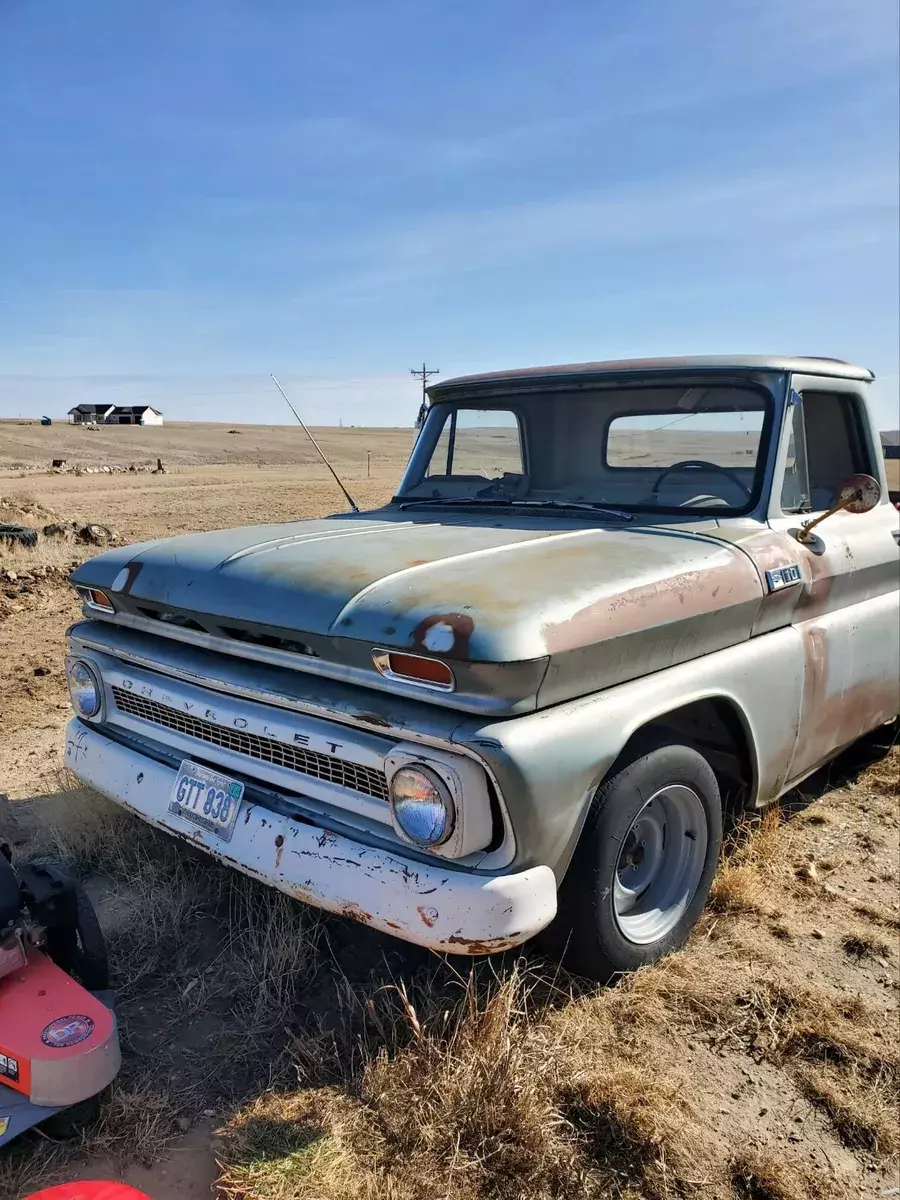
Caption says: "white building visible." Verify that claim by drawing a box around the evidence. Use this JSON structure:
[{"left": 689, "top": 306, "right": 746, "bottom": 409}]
[
  {"left": 109, "top": 406, "right": 164, "bottom": 426},
  {"left": 67, "top": 404, "right": 164, "bottom": 426}
]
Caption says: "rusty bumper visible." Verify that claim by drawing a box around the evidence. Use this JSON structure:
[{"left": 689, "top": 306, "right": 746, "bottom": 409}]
[{"left": 64, "top": 720, "right": 557, "bottom": 955}]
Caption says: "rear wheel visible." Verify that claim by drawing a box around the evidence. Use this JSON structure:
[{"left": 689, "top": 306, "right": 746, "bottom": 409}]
[{"left": 551, "top": 742, "right": 723, "bottom": 981}]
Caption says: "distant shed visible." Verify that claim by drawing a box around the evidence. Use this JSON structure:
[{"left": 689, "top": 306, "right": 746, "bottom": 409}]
[{"left": 41, "top": 416, "right": 52, "bottom": 426}]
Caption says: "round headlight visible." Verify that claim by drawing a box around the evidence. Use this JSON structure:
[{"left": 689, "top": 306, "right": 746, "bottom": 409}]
[
  {"left": 66, "top": 659, "right": 102, "bottom": 718},
  {"left": 390, "top": 765, "right": 455, "bottom": 847}
]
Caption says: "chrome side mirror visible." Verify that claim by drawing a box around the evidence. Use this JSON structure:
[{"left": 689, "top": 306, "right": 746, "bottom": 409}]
[{"left": 796, "top": 474, "right": 881, "bottom": 543}]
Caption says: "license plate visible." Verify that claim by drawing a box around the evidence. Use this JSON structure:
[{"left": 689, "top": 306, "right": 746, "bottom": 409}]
[{"left": 168, "top": 760, "right": 244, "bottom": 842}]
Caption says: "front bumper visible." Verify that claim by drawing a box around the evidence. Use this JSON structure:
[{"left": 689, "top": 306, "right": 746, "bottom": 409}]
[{"left": 64, "top": 720, "right": 557, "bottom": 955}]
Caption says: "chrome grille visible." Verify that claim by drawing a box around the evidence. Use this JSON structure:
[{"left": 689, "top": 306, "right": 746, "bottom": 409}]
[{"left": 111, "top": 686, "right": 389, "bottom": 801}]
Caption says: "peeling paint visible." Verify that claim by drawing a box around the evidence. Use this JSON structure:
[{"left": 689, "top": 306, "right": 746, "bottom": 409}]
[
  {"left": 411, "top": 612, "right": 475, "bottom": 661},
  {"left": 341, "top": 902, "right": 373, "bottom": 925},
  {"left": 445, "top": 933, "right": 524, "bottom": 955}
]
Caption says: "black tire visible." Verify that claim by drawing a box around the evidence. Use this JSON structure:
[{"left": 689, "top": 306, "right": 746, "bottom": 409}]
[
  {"left": 41, "top": 865, "right": 110, "bottom": 991},
  {"left": 40, "top": 1091, "right": 107, "bottom": 1138},
  {"left": 549, "top": 741, "right": 723, "bottom": 982},
  {"left": 0, "top": 523, "right": 38, "bottom": 548}
]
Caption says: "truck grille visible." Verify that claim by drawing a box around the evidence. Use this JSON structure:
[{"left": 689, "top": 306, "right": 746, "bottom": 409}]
[{"left": 111, "top": 686, "right": 389, "bottom": 801}]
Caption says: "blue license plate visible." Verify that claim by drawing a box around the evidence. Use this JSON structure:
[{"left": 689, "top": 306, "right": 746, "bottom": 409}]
[{"left": 168, "top": 760, "right": 244, "bottom": 842}]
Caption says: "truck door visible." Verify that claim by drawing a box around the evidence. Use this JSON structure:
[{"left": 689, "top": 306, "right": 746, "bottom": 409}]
[{"left": 768, "top": 375, "right": 900, "bottom": 784}]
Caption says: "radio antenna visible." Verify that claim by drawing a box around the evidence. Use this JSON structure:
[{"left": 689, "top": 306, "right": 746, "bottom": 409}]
[{"left": 271, "top": 374, "right": 359, "bottom": 513}]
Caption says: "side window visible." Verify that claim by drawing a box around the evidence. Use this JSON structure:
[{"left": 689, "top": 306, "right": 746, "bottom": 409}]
[
  {"left": 425, "top": 409, "right": 524, "bottom": 481},
  {"left": 780, "top": 399, "right": 810, "bottom": 513},
  {"left": 781, "top": 391, "right": 872, "bottom": 513}
]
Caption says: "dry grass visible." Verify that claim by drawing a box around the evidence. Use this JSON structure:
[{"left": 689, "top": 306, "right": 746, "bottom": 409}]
[
  {"left": 851, "top": 901, "right": 900, "bottom": 930},
  {"left": 795, "top": 1063, "right": 899, "bottom": 1155},
  {"left": 860, "top": 741, "right": 900, "bottom": 796},
  {"left": 728, "top": 1148, "right": 819, "bottom": 1200},
  {"left": 0, "top": 535, "right": 82, "bottom": 575},
  {"left": 709, "top": 807, "right": 783, "bottom": 916},
  {"left": 841, "top": 931, "right": 893, "bottom": 961}
]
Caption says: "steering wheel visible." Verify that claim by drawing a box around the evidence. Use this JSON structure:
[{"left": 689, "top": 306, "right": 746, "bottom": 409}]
[{"left": 651, "top": 459, "right": 751, "bottom": 502}]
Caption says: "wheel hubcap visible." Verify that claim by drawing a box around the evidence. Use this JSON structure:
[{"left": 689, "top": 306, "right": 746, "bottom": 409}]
[{"left": 613, "top": 785, "right": 708, "bottom": 945}]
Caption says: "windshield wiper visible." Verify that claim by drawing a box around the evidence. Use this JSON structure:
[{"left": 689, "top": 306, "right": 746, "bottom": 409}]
[
  {"left": 395, "top": 495, "right": 485, "bottom": 507},
  {"left": 514, "top": 499, "right": 633, "bottom": 520},
  {"left": 395, "top": 496, "right": 633, "bottom": 520}
]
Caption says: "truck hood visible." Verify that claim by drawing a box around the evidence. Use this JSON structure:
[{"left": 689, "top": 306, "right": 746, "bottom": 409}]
[{"left": 74, "top": 509, "right": 765, "bottom": 670}]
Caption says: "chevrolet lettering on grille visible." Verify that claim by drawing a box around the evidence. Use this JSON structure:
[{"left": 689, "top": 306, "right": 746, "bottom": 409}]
[
  {"left": 113, "top": 679, "right": 389, "bottom": 802},
  {"left": 117, "top": 677, "right": 345, "bottom": 754}
]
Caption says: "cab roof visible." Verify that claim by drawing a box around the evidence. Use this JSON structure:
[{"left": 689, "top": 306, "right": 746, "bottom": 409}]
[{"left": 430, "top": 355, "right": 874, "bottom": 397}]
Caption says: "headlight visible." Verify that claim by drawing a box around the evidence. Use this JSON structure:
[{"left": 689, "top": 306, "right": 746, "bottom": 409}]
[
  {"left": 66, "top": 658, "right": 102, "bottom": 718},
  {"left": 390, "top": 765, "right": 456, "bottom": 847}
]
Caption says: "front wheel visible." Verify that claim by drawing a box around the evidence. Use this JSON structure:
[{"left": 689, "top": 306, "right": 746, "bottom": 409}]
[{"left": 550, "top": 742, "right": 723, "bottom": 981}]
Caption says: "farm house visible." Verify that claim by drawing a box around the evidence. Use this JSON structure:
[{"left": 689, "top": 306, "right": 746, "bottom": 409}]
[{"left": 68, "top": 404, "right": 164, "bottom": 426}]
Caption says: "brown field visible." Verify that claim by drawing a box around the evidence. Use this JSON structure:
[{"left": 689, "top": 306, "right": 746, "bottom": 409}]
[
  {"left": 0, "top": 432, "right": 897, "bottom": 1199},
  {"left": 0, "top": 418, "right": 416, "bottom": 472}
]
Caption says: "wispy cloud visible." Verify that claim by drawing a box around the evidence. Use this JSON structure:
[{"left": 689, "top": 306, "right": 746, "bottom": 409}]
[{"left": 305, "top": 164, "right": 899, "bottom": 298}]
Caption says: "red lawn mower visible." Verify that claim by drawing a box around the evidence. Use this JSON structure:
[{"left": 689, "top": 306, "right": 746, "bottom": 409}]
[{"left": 0, "top": 850, "right": 120, "bottom": 1148}]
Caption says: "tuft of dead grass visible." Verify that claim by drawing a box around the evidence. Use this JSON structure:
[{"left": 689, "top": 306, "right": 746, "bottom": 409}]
[
  {"left": 9, "top": 775, "right": 147, "bottom": 867},
  {"left": 852, "top": 901, "right": 900, "bottom": 931},
  {"left": 728, "top": 1147, "right": 818, "bottom": 1200},
  {"left": 709, "top": 808, "right": 783, "bottom": 916},
  {"left": 860, "top": 740, "right": 900, "bottom": 797},
  {"left": 841, "top": 931, "right": 892, "bottom": 961},
  {"left": 0, "top": 535, "right": 80, "bottom": 574},
  {"left": 795, "top": 1062, "right": 899, "bottom": 1155}
]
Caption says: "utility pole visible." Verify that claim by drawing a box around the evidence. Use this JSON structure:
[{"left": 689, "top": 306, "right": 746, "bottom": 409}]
[{"left": 410, "top": 362, "right": 439, "bottom": 430}]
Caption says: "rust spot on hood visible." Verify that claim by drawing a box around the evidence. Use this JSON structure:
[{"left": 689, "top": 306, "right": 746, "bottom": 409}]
[
  {"left": 411, "top": 612, "right": 475, "bottom": 660},
  {"left": 543, "top": 552, "right": 761, "bottom": 655}
]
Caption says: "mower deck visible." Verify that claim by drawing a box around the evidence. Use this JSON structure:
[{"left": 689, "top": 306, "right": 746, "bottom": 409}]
[{"left": 0, "top": 950, "right": 119, "bottom": 1147}]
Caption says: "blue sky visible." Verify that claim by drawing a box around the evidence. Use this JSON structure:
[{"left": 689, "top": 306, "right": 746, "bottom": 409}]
[{"left": 1, "top": 0, "right": 898, "bottom": 427}]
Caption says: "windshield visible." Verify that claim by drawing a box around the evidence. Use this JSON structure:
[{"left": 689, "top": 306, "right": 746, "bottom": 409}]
[{"left": 397, "top": 383, "right": 771, "bottom": 513}]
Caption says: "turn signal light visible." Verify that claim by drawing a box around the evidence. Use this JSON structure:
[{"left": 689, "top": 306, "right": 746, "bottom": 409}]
[
  {"left": 76, "top": 586, "right": 115, "bottom": 613},
  {"left": 372, "top": 650, "right": 455, "bottom": 691}
]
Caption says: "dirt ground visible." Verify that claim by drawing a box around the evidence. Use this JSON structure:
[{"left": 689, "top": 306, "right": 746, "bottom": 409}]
[
  {"left": 0, "top": 418, "right": 414, "bottom": 473},
  {"left": 0, "top": 441, "right": 897, "bottom": 1200}
]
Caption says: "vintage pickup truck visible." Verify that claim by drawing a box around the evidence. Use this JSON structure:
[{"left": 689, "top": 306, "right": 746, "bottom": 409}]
[{"left": 64, "top": 356, "right": 900, "bottom": 979}]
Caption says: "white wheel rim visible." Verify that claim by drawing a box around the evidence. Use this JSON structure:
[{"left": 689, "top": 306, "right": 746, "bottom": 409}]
[{"left": 613, "top": 784, "right": 708, "bottom": 945}]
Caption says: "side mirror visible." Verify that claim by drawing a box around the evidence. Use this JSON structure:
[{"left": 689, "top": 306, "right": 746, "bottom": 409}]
[
  {"left": 835, "top": 473, "right": 881, "bottom": 514},
  {"left": 796, "top": 473, "right": 881, "bottom": 543}
]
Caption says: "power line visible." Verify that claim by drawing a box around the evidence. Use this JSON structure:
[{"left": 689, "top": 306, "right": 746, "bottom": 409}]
[{"left": 410, "top": 362, "right": 439, "bottom": 429}]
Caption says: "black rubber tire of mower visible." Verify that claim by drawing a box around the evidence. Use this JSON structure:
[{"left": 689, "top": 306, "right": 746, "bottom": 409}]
[
  {"left": 39, "top": 1092, "right": 109, "bottom": 1139},
  {"left": 0, "top": 523, "right": 38, "bottom": 548},
  {"left": 545, "top": 740, "right": 723, "bottom": 982},
  {"left": 41, "top": 863, "right": 111, "bottom": 992}
]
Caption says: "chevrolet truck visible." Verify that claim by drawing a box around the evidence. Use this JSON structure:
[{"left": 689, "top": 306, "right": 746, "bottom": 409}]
[{"left": 63, "top": 356, "right": 900, "bottom": 980}]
